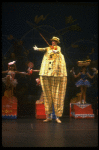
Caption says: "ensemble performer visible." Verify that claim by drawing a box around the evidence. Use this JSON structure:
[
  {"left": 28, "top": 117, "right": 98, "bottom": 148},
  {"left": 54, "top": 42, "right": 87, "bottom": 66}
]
[
  {"left": 2, "top": 61, "right": 29, "bottom": 96},
  {"left": 33, "top": 36, "right": 67, "bottom": 123},
  {"left": 71, "top": 65, "right": 97, "bottom": 104},
  {"left": 2, "top": 61, "right": 39, "bottom": 86}
]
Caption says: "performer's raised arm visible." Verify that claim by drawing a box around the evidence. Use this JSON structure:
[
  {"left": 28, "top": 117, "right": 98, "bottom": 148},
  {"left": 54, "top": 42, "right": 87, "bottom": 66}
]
[
  {"left": 86, "top": 72, "right": 96, "bottom": 79},
  {"left": 74, "top": 72, "right": 81, "bottom": 78},
  {"left": 70, "top": 67, "right": 81, "bottom": 78},
  {"left": 33, "top": 45, "right": 61, "bottom": 54},
  {"left": 2, "top": 70, "right": 8, "bottom": 74},
  {"left": 86, "top": 68, "right": 98, "bottom": 79},
  {"left": 33, "top": 45, "right": 47, "bottom": 51},
  {"left": 15, "top": 71, "right": 29, "bottom": 75}
]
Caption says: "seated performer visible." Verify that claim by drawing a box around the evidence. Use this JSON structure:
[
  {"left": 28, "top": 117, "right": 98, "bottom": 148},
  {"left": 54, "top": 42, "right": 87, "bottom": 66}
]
[
  {"left": 71, "top": 65, "right": 97, "bottom": 104},
  {"left": 33, "top": 36, "right": 67, "bottom": 123}
]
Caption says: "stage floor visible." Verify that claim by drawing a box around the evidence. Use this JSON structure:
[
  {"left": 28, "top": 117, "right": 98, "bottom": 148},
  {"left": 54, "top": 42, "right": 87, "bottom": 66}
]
[{"left": 2, "top": 117, "right": 98, "bottom": 147}]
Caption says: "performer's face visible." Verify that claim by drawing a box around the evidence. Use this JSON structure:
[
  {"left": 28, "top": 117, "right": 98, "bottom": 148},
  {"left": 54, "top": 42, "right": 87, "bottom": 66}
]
[
  {"left": 52, "top": 40, "right": 57, "bottom": 46},
  {"left": 9, "top": 65, "right": 15, "bottom": 71},
  {"left": 82, "top": 66, "right": 86, "bottom": 72}
]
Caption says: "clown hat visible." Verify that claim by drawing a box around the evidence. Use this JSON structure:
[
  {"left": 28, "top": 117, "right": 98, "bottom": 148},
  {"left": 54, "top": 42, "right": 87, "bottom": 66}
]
[{"left": 50, "top": 36, "right": 60, "bottom": 43}]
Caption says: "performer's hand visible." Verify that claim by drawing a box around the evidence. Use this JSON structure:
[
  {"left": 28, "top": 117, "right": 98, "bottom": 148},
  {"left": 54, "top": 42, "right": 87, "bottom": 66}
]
[
  {"left": 36, "top": 78, "right": 41, "bottom": 86},
  {"left": 33, "top": 45, "right": 39, "bottom": 50},
  {"left": 93, "top": 71, "right": 98, "bottom": 75},
  {"left": 92, "top": 68, "right": 97, "bottom": 72},
  {"left": 70, "top": 67, "right": 75, "bottom": 75},
  {"left": 70, "top": 67, "right": 74, "bottom": 73},
  {"left": 53, "top": 50, "right": 58, "bottom": 53},
  {"left": 92, "top": 68, "right": 98, "bottom": 75},
  {"left": 28, "top": 68, "right": 33, "bottom": 75}
]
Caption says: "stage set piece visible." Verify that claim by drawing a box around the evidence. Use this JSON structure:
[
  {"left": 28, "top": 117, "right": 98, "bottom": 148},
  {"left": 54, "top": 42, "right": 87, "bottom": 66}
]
[{"left": 2, "top": 61, "right": 39, "bottom": 119}]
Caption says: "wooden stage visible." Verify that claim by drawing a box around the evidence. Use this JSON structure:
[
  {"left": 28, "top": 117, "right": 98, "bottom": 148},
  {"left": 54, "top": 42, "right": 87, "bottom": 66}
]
[{"left": 2, "top": 116, "right": 98, "bottom": 147}]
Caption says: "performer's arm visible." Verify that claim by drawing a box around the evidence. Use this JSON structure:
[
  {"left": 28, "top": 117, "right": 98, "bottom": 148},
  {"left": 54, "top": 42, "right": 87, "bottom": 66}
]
[
  {"left": 33, "top": 45, "right": 47, "bottom": 51},
  {"left": 2, "top": 70, "right": 8, "bottom": 74},
  {"left": 74, "top": 72, "right": 81, "bottom": 78},
  {"left": 70, "top": 67, "right": 81, "bottom": 78},
  {"left": 15, "top": 71, "right": 28, "bottom": 75},
  {"left": 32, "top": 69, "right": 40, "bottom": 72},
  {"left": 86, "top": 72, "right": 95, "bottom": 79},
  {"left": 38, "top": 48, "right": 47, "bottom": 51},
  {"left": 16, "top": 69, "right": 40, "bottom": 75}
]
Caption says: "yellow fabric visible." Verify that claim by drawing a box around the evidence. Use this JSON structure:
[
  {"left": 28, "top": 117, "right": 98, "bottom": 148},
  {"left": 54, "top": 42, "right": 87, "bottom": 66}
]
[
  {"left": 38, "top": 45, "right": 67, "bottom": 117},
  {"left": 39, "top": 46, "right": 67, "bottom": 77},
  {"left": 40, "top": 76, "right": 67, "bottom": 117}
]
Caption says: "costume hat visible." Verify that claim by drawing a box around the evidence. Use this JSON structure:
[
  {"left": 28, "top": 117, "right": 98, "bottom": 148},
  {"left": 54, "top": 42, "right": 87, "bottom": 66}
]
[{"left": 50, "top": 36, "right": 60, "bottom": 43}]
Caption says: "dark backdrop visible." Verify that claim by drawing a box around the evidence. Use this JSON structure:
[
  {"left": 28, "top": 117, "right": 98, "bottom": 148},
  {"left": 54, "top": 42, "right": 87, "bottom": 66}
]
[{"left": 2, "top": 2, "right": 98, "bottom": 117}]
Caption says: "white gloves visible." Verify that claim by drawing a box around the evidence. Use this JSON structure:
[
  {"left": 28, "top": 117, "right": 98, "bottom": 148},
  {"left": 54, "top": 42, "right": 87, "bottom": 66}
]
[
  {"left": 92, "top": 68, "right": 97, "bottom": 72},
  {"left": 92, "top": 68, "right": 98, "bottom": 74},
  {"left": 53, "top": 50, "right": 57, "bottom": 53},
  {"left": 70, "top": 67, "right": 75, "bottom": 75},
  {"left": 33, "top": 45, "right": 39, "bottom": 50}
]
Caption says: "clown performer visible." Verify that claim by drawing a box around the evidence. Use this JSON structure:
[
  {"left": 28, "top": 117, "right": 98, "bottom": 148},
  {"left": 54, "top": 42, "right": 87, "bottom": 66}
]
[
  {"left": 33, "top": 36, "right": 67, "bottom": 123},
  {"left": 70, "top": 60, "right": 97, "bottom": 104}
]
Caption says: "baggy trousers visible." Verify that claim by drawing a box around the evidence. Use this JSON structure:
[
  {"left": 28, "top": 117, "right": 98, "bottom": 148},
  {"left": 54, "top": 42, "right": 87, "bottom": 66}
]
[{"left": 40, "top": 76, "right": 67, "bottom": 117}]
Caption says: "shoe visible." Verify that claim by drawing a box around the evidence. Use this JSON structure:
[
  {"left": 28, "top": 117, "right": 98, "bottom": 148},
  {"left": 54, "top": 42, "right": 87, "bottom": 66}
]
[
  {"left": 56, "top": 118, "right": 61, "bottom": 123},
  {"left": 43, "top": 118, "right": 52, "bottom": 123}
]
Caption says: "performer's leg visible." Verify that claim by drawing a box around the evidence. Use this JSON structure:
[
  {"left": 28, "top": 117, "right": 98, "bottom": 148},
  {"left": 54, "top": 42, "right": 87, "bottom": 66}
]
[
  {"left": 53, "top": 77, "right": 67, "bottom": 122},
  {"left": 83, "top": 86, "right": 87, "bottom": 103},
  {"left": 40, "top": 76, "right": 53, "bottom": 119},
  {"left": 57, "top": 76, "right": 67, "bottom": 117},
  {"left": 80, "top": 86, "right": 83, "bottom": 103}
]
